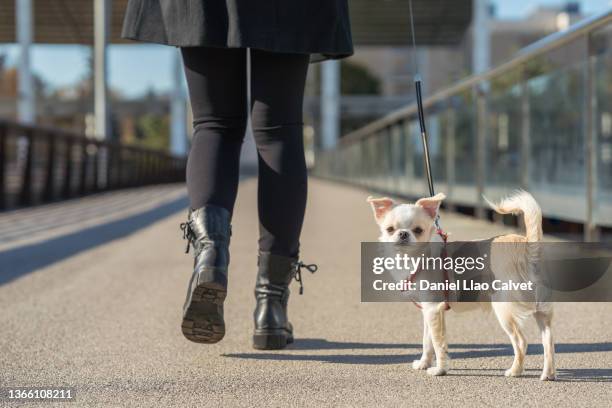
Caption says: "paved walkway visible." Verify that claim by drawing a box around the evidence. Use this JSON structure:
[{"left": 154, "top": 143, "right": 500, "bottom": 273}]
[{"left": 1, "top": 179, "right": 610, "bottom": 407}]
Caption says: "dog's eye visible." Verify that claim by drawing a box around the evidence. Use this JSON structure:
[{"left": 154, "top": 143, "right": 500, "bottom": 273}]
[
  {"left": 386, "top": 226, "right": 395, "bottom": 234},
  {"left": 413, "top": 227, "right": 423, "bottom": 235}
]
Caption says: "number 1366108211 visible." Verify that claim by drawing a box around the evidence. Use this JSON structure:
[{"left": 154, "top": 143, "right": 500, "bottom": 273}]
[{"left": 2, "top": 387, "right": 75, "bottom": 402}]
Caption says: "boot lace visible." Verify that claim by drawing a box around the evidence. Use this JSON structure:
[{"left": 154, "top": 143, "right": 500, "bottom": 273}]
[
  {"left": 293, "top": 261, "right": 318, "bottom": 295},
  {"left": 179, "top": 222, "right": 195, "bottom": 254}
]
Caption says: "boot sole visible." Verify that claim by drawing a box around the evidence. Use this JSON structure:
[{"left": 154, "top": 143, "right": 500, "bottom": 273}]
[
  {"left": 182, "top": 282, "right": 226, "bottom": 344},
  {"left": 252, "top": 330, "right": 294, "bottom": 350}
]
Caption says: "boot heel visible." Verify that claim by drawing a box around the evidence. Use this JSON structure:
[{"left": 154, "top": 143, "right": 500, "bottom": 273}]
[
  {"left": 253, "top": 330, "right": 293, "bottom": 350},
  {"left": 182, "top": 282, "right": 227, "bottom": 344}
]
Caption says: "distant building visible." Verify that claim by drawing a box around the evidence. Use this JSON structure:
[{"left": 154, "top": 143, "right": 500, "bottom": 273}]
[{"left": 346, "top": 2, "right": 585, "bottom": 97}]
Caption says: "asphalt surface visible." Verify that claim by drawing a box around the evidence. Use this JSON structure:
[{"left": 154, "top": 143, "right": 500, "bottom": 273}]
[{"left": 0, "top": 179, "right": 610, "bottom": 407}]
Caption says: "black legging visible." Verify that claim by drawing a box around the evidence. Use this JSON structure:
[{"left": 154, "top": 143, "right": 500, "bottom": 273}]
[{"left": 181, "top": 47, "right": 310, "bottom": 258}]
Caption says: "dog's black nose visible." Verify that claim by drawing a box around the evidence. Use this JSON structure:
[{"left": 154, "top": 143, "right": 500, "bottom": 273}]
[{"left": 398, "top": 231, "right": 409, "bottom": 241}]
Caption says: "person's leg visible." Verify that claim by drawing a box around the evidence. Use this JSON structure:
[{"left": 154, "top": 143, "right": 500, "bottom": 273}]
[
  {"left": 250, "top": 49, "right": 310, "bottom": 350},
  {"left": 250, "top": 49, "right": 310, "bottom": 257},
  {"left": 180, "top": 47, "right": 247, "bottom": 344},
  {"left": 182, "top": 46, "right": 247, "bottom": 213}
]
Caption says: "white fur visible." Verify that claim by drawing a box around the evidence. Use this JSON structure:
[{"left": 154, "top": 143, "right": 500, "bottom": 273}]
[
  {"left": 484, "top": 190, "right": 543, "bottom": 242},
  {"left": 368, "top": 191, "right": 555, "bottom": 380}
]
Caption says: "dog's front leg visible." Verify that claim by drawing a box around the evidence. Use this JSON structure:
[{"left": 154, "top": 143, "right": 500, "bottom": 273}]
[
  {"left": 412, "top": 312, "right": 434, "bottom": 370},
  {"left": 423, "top": 303, "right": 450, "bottom": 376}
]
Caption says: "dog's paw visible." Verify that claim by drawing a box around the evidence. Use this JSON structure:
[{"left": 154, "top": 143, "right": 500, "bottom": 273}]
[
  {"left": 504, "top": 368, "right": 523, "bottom": 377},
  {"left": 412, "top": 359, "right": 432, "bottom": 370},
  {"left": 426, "top": 367, "right": 447, "bottom": 376},
  {"left": 540, "top": 372, "right": 556, "bottom": 381}
]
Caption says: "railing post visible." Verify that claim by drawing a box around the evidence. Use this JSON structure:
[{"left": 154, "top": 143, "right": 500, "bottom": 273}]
[
  {"left": 170, "top": 158, "right": 175, "bottom": 182},
  {"left": 137, "top": 151, "right": 142, "bottom": 186},
  {"left": 127, "top": 147, "right": 138, "bottom": 187},
  {"left": 63, "top": 137, "right": 73, "bottom": 199},
  {"left": 390, "top": 124, "right": 400, "bottom": 192},
  {"left": 161, "top": 156, "right": 167, "bottom": 184},
  {"left": 142, "top": 152, "right": 148, "bottom": 184},
  {"left": 136, "top": 151, "right": 143, "bottom": 185},
  {"left": 520, "top": 68, "right": 531, "bottom": 191},
  {"left": 404, "top": 120, "right": 414, "bottom": 194},
  {"left": 116, "top": 146, "right": 123, "bottom": 188},
  {"left": 585, "top": 37, "right": 600, "bottom": 241},
  {"left": 92, "top": 144, "right": 100, "bottom": 192},
  {"left": 475, "top": 86, "right": 488, "bottom": 219},
  {"left": 382, "top": 126, "right": 395, "bottom": 191},
  {"left": 153, "top": 154, "right": 159, "bottom": 183},
  {"left": 80, "top": 140, "right": 88, "bottom": 195},
  {"left": 174, "top": 158, "right": 179, "bottom": 182},
  {"left": 146, "top": 152, "right": 151, "bottom": 184},
  {"left": 19, "top": 128, "right": 33, "bottom": 206},
  {"left": 515, "top": 67, "right": 532, "bottom": 231},
  {"left": 0, "top": 123, "right": 6, "bottom": 210},
  {"left": 154, "top": 153, "right": 159, "bottom": 183},
  {"left": 43, "top": 131, "right": 56, "bottom": 202},
  {"left": 145, "top": 151, "right": 150, "bottom": 184},
  {"left": 445, "top": 107, "right": 456, "bottom": 211},
  {"left": 106, "top": 145, "right": 113, "bottom": 190}
]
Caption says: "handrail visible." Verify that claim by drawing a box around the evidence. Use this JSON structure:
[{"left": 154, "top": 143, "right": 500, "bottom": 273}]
[
  {"left": 0, "top": 120, "right": 187, "bottom": 210},
  {"left": 0, "top": 119, "right": 184, "bottom": 159},
  {"left": 341, "top": 7, "right": 612, "bottom": 144}
]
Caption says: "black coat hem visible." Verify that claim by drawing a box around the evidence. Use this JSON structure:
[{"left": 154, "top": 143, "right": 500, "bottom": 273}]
[{"left": 120, "top": 33, "right": 353, "bottom": 63}]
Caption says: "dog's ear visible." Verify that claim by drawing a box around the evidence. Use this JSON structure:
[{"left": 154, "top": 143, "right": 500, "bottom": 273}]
[
  {"left": 416, "top": 193, "right": 446, "bottom": 219},
  {"left": 367, "top": 196, "right": 395, "bottom": 224}
]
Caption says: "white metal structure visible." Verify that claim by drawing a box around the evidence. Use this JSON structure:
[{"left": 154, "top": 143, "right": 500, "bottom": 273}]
[
  {"left": 16, "top": 0, "right": 34, "bottom": 124},
  {"left": 472, "top": 0, "right": 491, "bottom": 75},
  {"left": 170, "top": 49, "right": 188, "bottom": 156},
  {"left": 320, "top": 60, "right": 341, "bottom": 150},
  {"left": 93, "top": 0, "right": 111, "bottom": 140}
]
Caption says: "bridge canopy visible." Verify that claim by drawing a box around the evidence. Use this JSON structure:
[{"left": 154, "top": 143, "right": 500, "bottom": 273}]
[{"left": 0, "top": 0, "right": 472, "bottom": 45}]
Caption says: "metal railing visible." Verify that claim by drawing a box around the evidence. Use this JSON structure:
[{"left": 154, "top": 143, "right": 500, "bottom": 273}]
[
  {"left": 313, "top": 8, "right": 612, "bottom": 240},
  {"left": 0, "top": 120, "right": 186, "bottom": 210}
]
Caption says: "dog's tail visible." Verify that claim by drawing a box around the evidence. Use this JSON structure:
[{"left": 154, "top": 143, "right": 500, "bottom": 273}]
[{"left": 485, "top": 190, "right": 542, "bottom": 242}]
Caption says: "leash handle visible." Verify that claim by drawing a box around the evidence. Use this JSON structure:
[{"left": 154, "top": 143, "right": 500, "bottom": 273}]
[{"left": 415, "top": 79, "right": 435, "bottom": 197}]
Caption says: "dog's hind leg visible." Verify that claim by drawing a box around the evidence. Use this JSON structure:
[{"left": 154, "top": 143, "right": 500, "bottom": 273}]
[
  {"left": 412, "top": 314, "right": 434, "bottom": 370},
  {"left": 535, "top": 311, "right": 556, "bottom": 381},
  {"left": 423, "top": 303, "right": 449, "bottom": 376},
  {"left": 494, "top": 305, "right": 527, "bottom": 377}
]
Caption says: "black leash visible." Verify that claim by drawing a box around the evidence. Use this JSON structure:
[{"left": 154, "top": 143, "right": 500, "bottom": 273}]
[{"left": 408, "top": 0, "right": 444, "bottom": 233}]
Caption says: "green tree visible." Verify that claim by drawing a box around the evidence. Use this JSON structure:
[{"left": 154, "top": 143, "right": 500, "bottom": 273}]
[
  {"left": 341, "top": 61, "right": 381, "bottom": 95},
  {"left": 136, "top": 114, "right": 170, "bottom": 150}
]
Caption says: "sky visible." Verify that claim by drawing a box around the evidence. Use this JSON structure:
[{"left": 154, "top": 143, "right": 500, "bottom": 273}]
[
  {"left": 0, "top": 0, "right": 610, "bottom": 98},
  {"left": 495, "top": 0, "right": 610, "bottom": 17},
  {"left": 0, "top": 44, "right": 176, "bottom": 98}
]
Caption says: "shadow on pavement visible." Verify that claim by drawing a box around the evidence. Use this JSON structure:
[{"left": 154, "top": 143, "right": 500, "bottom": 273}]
[
  {"left": 450, "top": 342, "right": 612, "bottom": 359},
  {"left": 555, "top": 368, "right": 612, "bottom": 382},
  {"left": 223, "top": 340, "right": 612, "bottom": 378},
  {"left": 288, "top": 339, "right": 421, "bottom": 350},
  {"left": 0, "top": 194, "right": 187, "bottom": 286},
  {"left": 224, "top": 352, "right": 420, "bottom": 365},
  {"left": 455, "top": 367, "right": 612, "bottom": 382},
  {"left": 287, "top": 339, "right": 513, "bottom": 351}
]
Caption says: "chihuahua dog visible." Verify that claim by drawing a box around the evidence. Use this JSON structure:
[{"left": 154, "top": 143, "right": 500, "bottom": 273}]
[{"left": 367, "top": 191, "right": 555, "bottom": 380}]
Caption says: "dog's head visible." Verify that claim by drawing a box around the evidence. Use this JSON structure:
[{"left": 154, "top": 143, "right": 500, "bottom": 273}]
[{"left": 367, "top": 193, "right": 446, "bottom": 243}]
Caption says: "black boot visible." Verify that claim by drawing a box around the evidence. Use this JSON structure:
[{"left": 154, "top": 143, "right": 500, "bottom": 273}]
[
  {"left": 253, "top": 252, "right": 317, "bottom": 350},
  {"left": 180, "top": 205, "right": 231, "bottom": 343}
]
